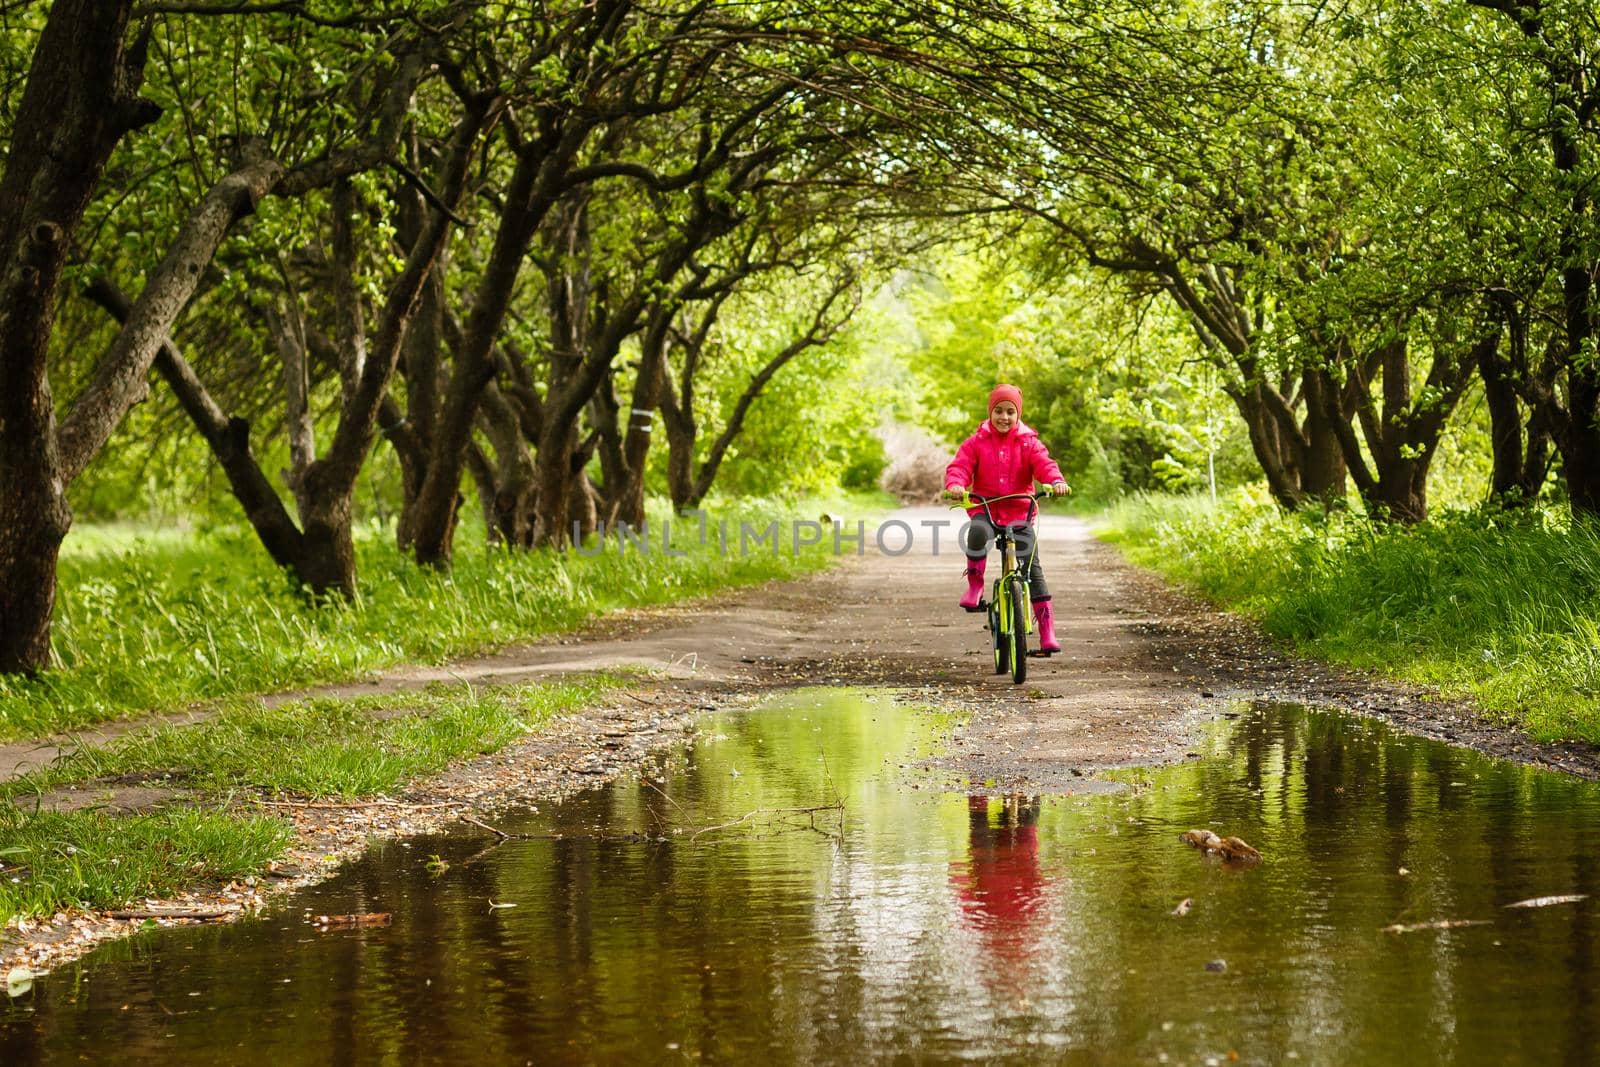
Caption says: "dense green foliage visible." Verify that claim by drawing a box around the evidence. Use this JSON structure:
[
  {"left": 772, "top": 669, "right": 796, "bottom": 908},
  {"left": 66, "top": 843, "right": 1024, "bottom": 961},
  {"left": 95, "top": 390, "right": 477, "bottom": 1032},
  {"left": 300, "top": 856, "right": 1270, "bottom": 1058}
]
[
  {"left": 1102, "top": 493, "right": 1600, "bottom": 743},
  {"left": 881, "top": 255, "right": 1256, "bottom": 504}
]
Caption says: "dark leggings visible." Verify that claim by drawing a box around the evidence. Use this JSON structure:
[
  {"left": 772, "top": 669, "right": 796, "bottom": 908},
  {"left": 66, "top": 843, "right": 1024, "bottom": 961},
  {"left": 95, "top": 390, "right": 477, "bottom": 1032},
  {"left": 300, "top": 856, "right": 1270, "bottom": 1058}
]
[{"left": 962, "top": 516, "right": 1049, "bottom": 601}]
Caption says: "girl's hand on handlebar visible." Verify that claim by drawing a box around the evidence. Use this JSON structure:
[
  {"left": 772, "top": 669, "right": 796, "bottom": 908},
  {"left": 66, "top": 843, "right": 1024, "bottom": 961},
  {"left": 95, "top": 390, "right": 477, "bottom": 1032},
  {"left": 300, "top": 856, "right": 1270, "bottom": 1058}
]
[
  {"left": 1048, "top": 481, "right": 1070, "bottom": 497},
  {"left": 941, "top": 487, "right": 967, "bottom": 503}
]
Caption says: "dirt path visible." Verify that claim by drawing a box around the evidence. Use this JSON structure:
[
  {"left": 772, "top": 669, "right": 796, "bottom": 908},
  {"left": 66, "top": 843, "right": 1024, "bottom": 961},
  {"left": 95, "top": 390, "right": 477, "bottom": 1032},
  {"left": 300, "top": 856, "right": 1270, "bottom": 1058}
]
[
  {"left": 269, "top": 504, "right": 1600, "bottom": 783},
  {"left": 6, "top": 507, "right": 1598, "bottom": 788}
]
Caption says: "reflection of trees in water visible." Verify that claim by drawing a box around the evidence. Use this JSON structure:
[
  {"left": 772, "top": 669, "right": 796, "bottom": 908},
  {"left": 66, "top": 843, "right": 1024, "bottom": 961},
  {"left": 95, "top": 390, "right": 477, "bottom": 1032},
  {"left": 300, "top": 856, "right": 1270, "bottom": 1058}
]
[
  {"left": 1157, "top": 705, "right": 1600, "bottom": 1061},
  {"left": 9, "top": 702, "right": 1600, "bottom": 1064},
  {"left": 0, "top": 998, "right": 42, "bottom": 1062},
  {"left": 1570, "top": 849, "right": 1597, "bottom": 1063}
]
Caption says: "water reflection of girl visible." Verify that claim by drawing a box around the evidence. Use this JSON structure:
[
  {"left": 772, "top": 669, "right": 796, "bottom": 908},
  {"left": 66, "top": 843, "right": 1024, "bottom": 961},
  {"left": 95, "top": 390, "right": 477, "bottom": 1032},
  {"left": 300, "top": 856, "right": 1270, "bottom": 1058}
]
[{"left": 950, "top": 795, "right": 1051, "bottom": 969}]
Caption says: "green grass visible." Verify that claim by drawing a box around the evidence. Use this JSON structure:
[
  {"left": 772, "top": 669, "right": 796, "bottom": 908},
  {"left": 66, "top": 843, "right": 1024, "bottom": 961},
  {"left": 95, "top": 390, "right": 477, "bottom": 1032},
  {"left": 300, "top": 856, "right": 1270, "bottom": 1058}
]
[
  {"left": 0, "top": 806, "right": 293, "bottom": 924},
  {"left": 0, "top": 494, "right": 875, "bottom": 739},
  {"left": 1100, "top": 488, "right": 1600, "bottom": 743},
  {"left": 0, "top": 676, "right": 626, "bottom": 924},
  {"left": 4, "top": 676, "right": 624, "bottom": 802}
]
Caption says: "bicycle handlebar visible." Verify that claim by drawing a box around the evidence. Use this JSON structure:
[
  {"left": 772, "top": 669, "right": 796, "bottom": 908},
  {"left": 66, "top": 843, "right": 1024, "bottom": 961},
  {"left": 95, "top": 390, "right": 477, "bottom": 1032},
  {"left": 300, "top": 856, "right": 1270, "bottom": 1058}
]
[
  {"left": 946, "top": 489, "right": 1063, "bottom": 509},
  {"left": 964, "top": 491, "right": 1049, "bottom": 503}
]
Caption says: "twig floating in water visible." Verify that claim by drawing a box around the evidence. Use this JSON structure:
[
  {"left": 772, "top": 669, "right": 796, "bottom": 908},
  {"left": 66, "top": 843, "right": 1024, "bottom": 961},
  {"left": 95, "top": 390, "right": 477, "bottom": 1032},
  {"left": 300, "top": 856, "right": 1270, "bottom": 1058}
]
[
  {"left": 689, "top": 803, "right": 844, "bottom": 840},
  {"left": 313, "top": 913, "right": 393, "bottom": 928},
  {"left": 1382, "top": 919, "right": 1491, "bottom": 935},
  {"left": 1504, "top": 894, "right": 1588, "bottom": 909},
  {"left": 459, "top": 814, "right": 511, "bottom": 840}
]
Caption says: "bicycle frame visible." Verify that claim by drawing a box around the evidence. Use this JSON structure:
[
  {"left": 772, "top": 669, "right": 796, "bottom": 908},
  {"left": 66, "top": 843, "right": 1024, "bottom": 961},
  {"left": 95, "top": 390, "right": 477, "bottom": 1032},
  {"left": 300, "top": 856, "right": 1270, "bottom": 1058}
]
[{"left": 951, "top": 490, "right": 1045, "bottom": 681}]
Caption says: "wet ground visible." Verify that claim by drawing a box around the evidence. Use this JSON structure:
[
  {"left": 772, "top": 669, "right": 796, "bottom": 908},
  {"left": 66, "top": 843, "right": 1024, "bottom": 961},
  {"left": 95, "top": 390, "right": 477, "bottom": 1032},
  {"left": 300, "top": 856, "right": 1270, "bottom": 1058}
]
[
  {"left": 4, "top": 689, "right": 1596, "bottom": 1065},
  {"left": 9, "top": 509, "right": 1598, "bottom": 978}
]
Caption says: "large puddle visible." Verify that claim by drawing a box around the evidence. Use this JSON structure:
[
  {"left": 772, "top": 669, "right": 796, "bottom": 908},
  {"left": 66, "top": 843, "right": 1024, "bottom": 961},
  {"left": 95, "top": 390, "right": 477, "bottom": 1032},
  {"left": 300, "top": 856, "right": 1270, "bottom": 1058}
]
[{"left": 2, "top": 691, "right": 1598, "bottom": 1064}]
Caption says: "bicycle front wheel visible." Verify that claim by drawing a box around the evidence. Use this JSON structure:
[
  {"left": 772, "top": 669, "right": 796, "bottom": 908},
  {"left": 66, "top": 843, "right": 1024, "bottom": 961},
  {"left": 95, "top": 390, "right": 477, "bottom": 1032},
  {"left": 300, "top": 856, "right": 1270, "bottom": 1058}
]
[
  {"left": 1009, "top": 588, "right": 1028, "bottom": 684},
  {"left": 989, "top": 593, "right": 1009, "bottom": 675}
]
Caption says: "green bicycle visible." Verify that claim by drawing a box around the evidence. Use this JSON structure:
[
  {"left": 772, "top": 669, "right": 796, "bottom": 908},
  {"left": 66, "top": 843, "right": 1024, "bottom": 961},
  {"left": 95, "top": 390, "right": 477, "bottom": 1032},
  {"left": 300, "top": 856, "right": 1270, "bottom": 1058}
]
[{"left": 951, "top": 490, "right": 1048, "bottom": 684}]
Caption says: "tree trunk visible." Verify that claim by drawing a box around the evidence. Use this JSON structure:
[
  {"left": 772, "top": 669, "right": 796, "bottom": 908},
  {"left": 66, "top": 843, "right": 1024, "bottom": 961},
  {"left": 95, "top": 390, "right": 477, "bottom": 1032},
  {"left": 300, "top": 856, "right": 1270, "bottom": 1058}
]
[
  {"left": 464, "top": 442, "right": 497, "bottom": 536},
  {"left": 590, "top": 383, "right": 629, "bottom": 523},
  {"left": 410, "top": 126, "right": 585, "bottom": 568},
  {"left": 1370, "top": 459, "right": 1429, "bottom": 524},
  {"left": 1545, "top": 40, "right": 1600, "bottom": 516},
  {"left": 476, "top": 384, "right": 537, "bottom": 548},
  {"left": 393, "top": 268, "right": 448, "bottom": 551},
  {"left": 266, "top": 293, "right": 316, "bottom": 524},
  {"left": 660, "top": 392, "right": 698, "bottom": 514},
  {"left": 595, "top": 311, "right": 667, "bottom": 529},
  {"left": 569, "top": 468, "right": 600, "bottom": 540},
  {"left": 408, "top": 166, "right": 534, "bottom": 566},
  {"left": 89, "top": 104, "right": 482, "bottom": 600},
  {"left": 84, "top": 280, "right": 309, "bottom": 573},
  {"left": 1299, "top": 368, "right": 1348, "bottom": 505},
  {"left": 1564, "top": 372, "right": 1600, "bottom": 516},
  {"left": 532, "top": 421, "right": 581, "bottom": 548},
  {"left": 0, "top": 222, "right": 75, "bottom": 673},
  {"left": 392, "top": 403, "right": 431, "bottom": 553},
  {"left": 287, "top": 105, "right": 487, "bottom": 594},
  {"left": 1317, "top": 329, "right": 1476, "bottom": 524},
  {"left": 295, "top": 481, "right": 358, "bottom": 598},
  {"left": 0, "top": 0, "right": 156, "bottom": 672},
  {"left": 1471, "top": 4, "right": 1600, "bottom": 516},
  {"left": 1230, "top": 384, "right": 1303, "bottom": 509},
  {"left": 1477, "top": 328, "right": 1552, "bottom": 505},
  {"left": 57, "top": 158, "right": 285, "bottom": 481}
]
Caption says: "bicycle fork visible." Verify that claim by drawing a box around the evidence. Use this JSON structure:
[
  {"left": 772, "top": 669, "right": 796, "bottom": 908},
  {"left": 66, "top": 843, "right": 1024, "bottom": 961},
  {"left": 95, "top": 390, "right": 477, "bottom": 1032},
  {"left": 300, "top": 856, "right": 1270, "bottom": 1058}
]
[{"left": 992, "top": 543, "right": 1033, "bottom": 637}]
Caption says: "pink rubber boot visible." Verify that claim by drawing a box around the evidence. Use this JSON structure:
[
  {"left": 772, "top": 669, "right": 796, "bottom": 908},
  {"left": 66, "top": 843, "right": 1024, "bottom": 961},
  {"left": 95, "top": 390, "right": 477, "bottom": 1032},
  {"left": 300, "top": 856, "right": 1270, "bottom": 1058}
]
[
  {"left": 1032, "top": 599, "right": 1061, "bottom": 655},
  {"left": 959, "top": 557, "right": 987, "bottom": 611}
]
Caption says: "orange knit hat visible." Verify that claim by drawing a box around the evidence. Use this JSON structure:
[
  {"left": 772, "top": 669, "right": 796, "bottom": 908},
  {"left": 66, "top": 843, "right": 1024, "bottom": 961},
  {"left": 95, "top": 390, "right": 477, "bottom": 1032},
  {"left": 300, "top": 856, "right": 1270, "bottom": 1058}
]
[{"left": 988, "top": 383, "right": 1022, "bottom": 417}]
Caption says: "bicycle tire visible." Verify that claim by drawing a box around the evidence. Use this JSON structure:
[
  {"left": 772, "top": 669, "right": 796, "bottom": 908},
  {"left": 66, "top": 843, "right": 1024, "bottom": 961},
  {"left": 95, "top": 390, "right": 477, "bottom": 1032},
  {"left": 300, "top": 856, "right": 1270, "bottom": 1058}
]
[
  {"left": 1009, "top": 586, "right": 1028, "bottom": 684},
  {"left": 989, "top": 590, "right": 1008, "bottom": 674}
]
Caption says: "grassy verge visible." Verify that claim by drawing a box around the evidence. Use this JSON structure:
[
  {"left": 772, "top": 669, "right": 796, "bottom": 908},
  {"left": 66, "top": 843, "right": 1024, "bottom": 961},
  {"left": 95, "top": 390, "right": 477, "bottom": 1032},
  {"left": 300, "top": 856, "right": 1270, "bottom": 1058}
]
[
  {"left": 4, "top": 676, "right": 623, "bottom": 802},
  {"left": 0, "top": 676, "right": 625, "bottom": 923},
  {"left": 0, "top": 808, "right": 292, "bottom": 923},
  {"left": 0, "top": 493, "right": 881, "bottom": 739},
  {"left": 1099, "top": 489, "right": 1600, "bottom": 744}
]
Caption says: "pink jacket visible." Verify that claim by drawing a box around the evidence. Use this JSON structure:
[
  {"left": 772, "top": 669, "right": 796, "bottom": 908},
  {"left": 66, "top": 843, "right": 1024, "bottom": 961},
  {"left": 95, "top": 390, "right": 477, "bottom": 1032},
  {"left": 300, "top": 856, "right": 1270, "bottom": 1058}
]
[{"left": 944, "top": 420, "right": 1064, "bottom": 527}]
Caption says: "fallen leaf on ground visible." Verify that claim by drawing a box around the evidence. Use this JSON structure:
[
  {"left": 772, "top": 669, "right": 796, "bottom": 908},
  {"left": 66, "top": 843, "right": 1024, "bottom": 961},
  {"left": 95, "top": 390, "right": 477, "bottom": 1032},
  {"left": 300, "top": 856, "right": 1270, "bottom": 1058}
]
[
  {"left": 6, "top": 966, "right": 33, "bottom": 997},
  {"left": 1217, "top": 836, "right": 1261, "bottom": 863}
]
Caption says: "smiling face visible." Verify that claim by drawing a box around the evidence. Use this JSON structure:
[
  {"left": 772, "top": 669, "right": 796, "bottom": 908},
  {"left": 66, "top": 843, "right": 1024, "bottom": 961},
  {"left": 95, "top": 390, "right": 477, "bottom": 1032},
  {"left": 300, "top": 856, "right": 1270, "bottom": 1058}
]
[{"left": 989, "top": 400, "right": 1018, "bottom": 433}]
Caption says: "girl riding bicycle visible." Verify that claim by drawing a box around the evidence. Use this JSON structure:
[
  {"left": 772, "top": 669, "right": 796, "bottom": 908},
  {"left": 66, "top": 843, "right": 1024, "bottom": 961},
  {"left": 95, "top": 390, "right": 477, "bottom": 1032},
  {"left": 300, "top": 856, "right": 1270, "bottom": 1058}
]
[{"left": 941, "top": 384, "right": 1068, "bottom": 656}]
